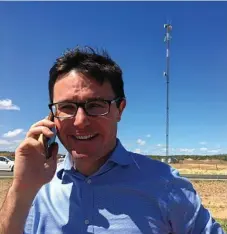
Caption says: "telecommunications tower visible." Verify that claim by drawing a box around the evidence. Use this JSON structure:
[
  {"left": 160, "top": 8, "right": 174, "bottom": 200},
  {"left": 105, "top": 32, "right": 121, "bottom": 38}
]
[{"left": 163, "top": 23, "right": 172, "bottom": 157}]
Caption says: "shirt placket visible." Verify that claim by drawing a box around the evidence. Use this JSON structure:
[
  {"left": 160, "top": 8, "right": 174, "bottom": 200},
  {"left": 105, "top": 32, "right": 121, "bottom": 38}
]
[{"left": 82, "top": 177, "right": 94, "bottom": 233}]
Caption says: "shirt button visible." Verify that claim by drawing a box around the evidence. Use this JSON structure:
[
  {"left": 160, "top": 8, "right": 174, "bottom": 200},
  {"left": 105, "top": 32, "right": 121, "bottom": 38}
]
[
  {"left": 87, "top": 179, "right": 92, "bottom": 184},
  {"left": 85, "top": 219, "right": 89, "bottom": 225}
]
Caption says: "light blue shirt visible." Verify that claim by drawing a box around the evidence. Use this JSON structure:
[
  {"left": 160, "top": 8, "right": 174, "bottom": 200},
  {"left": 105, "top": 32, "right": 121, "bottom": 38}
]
[{"left": 24, "top": 139, "right": 225, "bottom": 234}]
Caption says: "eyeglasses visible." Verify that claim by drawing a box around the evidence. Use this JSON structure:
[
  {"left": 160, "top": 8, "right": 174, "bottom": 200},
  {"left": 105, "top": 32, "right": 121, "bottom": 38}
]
[{"left": 48, "top": 97, "right": 124, "bottom": 119}]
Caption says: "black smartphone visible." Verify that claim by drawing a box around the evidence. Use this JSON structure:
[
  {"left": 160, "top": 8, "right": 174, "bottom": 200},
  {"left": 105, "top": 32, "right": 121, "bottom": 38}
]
[{"left": 39, "top": 112, "right": 57, "bottom": 159}]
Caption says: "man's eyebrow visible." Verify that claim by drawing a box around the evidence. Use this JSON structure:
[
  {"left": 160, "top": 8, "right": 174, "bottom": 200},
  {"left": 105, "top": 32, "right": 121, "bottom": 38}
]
[{"left": 55, "top": 97, "right": 107, "bottom": 103}]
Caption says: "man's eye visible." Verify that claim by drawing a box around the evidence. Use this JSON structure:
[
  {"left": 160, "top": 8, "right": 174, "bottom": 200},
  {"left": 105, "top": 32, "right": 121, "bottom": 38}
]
[
  {"left": 58, "top": 104, "right": 74, "bottom": 110},
  {"left": 90, "top": 104, "right": 102, "bottom": 107},
  {"left": 88, "top": 102, "right": 106, "bottom": 108}
]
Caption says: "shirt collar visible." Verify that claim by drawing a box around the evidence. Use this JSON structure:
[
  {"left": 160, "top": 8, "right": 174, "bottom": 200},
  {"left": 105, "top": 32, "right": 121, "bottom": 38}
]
[
  {"left": 107, "top": 138, "right": 132, "bottom": 166},
  {"left": 57, "top": 138, "right": 132, "bottom": 180}
]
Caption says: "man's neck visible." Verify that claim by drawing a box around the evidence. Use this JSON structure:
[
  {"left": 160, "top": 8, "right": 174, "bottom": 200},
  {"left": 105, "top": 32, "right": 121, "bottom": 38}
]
[
  {"left": 73, "top": 156, "right": 110, "bottom": 177},
  {"left": 72, "top": 139, "right": 117, "bottom": 177}
]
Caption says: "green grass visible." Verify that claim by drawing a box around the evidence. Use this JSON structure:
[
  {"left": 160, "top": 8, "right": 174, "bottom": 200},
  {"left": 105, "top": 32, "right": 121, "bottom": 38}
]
[{"left": 216, "top": 219, "right": 227, "bottom": 232}]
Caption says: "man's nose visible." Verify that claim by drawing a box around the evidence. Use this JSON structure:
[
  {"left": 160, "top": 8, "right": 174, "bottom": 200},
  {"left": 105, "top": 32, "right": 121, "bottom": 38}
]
[{"left": 73, "top": 107, "right": 90, "bottom": 128}]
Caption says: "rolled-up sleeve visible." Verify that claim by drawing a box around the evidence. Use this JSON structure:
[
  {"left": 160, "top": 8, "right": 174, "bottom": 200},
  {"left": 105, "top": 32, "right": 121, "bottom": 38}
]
[{"left": 167, "top": 170, "right": 225, "bottom": 234}]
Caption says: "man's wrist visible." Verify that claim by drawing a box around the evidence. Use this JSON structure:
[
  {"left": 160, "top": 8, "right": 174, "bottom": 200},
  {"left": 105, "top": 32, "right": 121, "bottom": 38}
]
[
  {"left": 0, "top": 184, "right": 38, "bottom": 234},
  {"left": 10, "top": 181, "right": 40, "bottom": 201}
]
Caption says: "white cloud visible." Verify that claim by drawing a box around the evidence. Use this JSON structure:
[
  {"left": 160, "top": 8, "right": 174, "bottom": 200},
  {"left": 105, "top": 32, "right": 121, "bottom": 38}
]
[
  {"left": 137, "top": 139, "right": 146, "bottom": 146},
  {"left": 8, "top": 146, "right": 16, "bottom": 149},
  {"left": 0, "top": 139, "right": 11, "bottom": 145},
  {"left": 0, "top": 99, "right": 20, "bottom": 110},
  {"left": 0, "top": 145, "right": 17, "bottom": 151},
  {"left": 3, "top": 129, "right": 24, "bottom": 138},
  {"left": 13, "top": 139, "right": 23, "bottom": 143},
  {"left": 199, "top": 141, "right": 207, "bottom": 145},
  {"left": 0, "top": 138, "right": 23, "bottom": 151},
  {"left": 146, "top": 134, "right": 151, "bottom": 138},
  {"left": 207, "top": 149, "right": 221, "bottom": 154},
  {"left": 179, "top": 148, "right": 188, "bottom": 152},
  {"left": 200, "top": 147, "right": 208, "bottom": 151},
  {"left": 187, "top": 149, "right": 195, "bottom": 153},
  {"left": 157, "top": 144, "right": 162, "bottom": 147},
  {"left": 134, "top": 148, "right": 141, "bottom": 153},
  {"left": 179, "top": 148, "right": 195, "bottom": 153}
]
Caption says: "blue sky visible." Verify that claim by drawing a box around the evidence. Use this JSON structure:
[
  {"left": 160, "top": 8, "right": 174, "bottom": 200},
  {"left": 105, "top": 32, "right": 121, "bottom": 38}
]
[{"left": 1, "top": 2, "right": 227, "bottom": 156}]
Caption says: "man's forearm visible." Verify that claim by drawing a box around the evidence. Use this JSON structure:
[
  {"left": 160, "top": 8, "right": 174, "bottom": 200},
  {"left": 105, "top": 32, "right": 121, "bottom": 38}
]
[{"left": 0, "top": 186, "right": 37, "bottom": 234}]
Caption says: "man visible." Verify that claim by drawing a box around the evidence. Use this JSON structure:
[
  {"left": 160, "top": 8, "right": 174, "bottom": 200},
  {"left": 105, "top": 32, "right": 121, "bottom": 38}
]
[{"left": 0, "top": 47, "right": 225, "bottom": 234}]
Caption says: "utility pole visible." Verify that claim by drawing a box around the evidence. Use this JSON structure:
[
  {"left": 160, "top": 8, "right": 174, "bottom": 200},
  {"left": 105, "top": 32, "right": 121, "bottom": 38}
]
[{"left": 163, "top": 23, "right": 172, "bottom": 158}]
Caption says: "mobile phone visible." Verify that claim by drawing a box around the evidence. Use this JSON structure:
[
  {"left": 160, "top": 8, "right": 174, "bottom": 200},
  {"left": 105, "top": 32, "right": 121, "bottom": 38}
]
[{"left": 38, "top": 112, "right": 57, "bottom": 159}]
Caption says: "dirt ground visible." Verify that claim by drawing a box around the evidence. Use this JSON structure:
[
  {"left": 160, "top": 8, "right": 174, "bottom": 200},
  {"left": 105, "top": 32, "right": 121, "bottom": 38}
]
[
  {"left": 170, "top": 162, "right": 227, "bottom": 175},
  {"left": 171, "top": 161, "right": 227, "bottom": 218},
  {"left": 0, "top": 178, "right": 226, "bottom": 220},
  {"left": 182, "top": 159, "right": 227, "bottom": 165},
  {"left": 192, "top": 180, "right": 227, "bottom": 219},
  {"left": 0, "top": 179, "right": 12, "bottom": 208}
]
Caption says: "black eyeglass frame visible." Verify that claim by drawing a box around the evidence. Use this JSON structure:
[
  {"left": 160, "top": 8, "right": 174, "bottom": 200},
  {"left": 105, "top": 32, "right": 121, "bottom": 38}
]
[{"left": 48, "top": 97, "right": 125, "bottom": 119}]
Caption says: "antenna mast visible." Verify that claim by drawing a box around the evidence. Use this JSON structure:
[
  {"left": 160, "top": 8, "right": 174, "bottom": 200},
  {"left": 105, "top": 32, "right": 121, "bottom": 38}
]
[{"left": 163, "top": 23, "right": 172, "bottom": 157}]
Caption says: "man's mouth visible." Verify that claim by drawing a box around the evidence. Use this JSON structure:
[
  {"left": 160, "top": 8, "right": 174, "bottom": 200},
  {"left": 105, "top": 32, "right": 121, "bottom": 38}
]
[{"left": 72, "top": 134, "right": 98, "bottom": 141}]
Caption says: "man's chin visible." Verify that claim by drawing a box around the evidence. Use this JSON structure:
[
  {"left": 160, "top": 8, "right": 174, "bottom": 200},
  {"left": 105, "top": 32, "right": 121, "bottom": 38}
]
[{"left": 70, "top": 150, "right": 89, "bottom": 159}]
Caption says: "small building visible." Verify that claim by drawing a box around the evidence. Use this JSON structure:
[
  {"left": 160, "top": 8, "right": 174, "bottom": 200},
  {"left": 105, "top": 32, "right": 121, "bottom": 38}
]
[
  {"left": 161, "top": 158, "right": 167, "bottom": 163},
  {"left": 167, "top": 157, "right": 179, "bottom": 164}
]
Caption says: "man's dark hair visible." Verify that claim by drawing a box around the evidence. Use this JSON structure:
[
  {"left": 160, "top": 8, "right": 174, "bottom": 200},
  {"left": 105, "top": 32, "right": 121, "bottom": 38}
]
[{"left": 48, "top": 46, "right": 125, "bottom": 107}]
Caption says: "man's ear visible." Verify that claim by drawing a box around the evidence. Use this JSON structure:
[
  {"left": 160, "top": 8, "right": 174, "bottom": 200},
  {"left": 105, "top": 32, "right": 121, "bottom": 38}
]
[{"left": 117, "top": 98, "right": 126, "bottom": 122}]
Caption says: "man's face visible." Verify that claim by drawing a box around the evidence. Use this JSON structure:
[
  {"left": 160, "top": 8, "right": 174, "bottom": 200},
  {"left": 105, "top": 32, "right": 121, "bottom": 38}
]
[{"left": 53, "top": 70, "right": 126, "bottom": 164}]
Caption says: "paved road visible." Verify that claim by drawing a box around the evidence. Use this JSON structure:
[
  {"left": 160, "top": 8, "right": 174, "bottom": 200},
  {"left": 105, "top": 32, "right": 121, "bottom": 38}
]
[
  {"left": 0, "top": 171, "right": 14, "bottom": 177},
  {"left": 181, "top": 174, "right": 227, "bottom": 180},
  {"left": 0, "top": 171, "right": 227, "bottom": 180}
]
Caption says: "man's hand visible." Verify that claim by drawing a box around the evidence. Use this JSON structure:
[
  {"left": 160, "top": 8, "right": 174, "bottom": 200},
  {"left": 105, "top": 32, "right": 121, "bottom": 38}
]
[
  {"left": 0, "top": 118, "right": 59, "bottom": 234},
  {"left": 12, "top": 117, "right": 58, "bottom": 192}
]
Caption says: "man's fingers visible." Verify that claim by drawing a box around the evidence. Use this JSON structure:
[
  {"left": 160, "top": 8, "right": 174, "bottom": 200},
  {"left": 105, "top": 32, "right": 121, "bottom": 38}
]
[
  {"left": 16, "top": 137, "right": 43, "bottom": 154},
  {"left": 31, "top": 119, "right": 55, "bottom": 129},
  {"left": 26, "top": 126, "right": 55, "bottom": 140}
]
